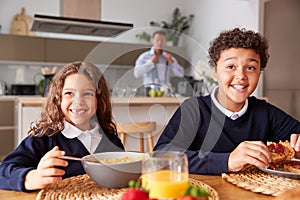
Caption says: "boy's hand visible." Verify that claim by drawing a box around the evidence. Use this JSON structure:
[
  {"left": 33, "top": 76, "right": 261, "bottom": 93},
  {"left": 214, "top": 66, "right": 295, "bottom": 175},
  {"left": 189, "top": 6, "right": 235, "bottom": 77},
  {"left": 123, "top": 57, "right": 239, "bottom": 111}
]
[
  {"left": 228, "top": 141, "right": 271, "bottom": 172},
  {"left": 24, "top": 146, "right": 68, "bottom": 190},
  {"left": 290, "top": 134, "right": 300, "bottom": 152}
]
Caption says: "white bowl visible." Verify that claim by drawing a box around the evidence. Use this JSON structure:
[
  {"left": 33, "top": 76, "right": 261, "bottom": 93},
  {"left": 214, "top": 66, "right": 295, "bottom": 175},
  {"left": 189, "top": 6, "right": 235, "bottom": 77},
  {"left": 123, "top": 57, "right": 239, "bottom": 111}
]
[{"left": 81, "top": 152, "right": 146, "bottom": 188}]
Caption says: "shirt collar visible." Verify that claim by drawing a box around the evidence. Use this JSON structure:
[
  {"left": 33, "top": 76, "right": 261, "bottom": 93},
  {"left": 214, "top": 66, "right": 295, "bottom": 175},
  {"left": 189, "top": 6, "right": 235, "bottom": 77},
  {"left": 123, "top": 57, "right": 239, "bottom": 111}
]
[
  {"left": 150, "top": 47, "right": 166, "bottom": 56},
  {"left": 62, "top": 120, "right": 99, "bottom": 139},
  {"left": 211, "top": 86, "right": 248, "bottom": 120}
]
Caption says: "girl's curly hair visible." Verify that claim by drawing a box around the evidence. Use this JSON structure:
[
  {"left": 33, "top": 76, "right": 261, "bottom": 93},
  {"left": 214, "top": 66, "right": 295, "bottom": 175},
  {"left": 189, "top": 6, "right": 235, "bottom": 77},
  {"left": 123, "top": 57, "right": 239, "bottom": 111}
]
[
  {"left": 29, "top": 61, "right": 116, "bottom": 136},
  {"left": 208, "top": 28, "right": 269, "bottom": 70}
]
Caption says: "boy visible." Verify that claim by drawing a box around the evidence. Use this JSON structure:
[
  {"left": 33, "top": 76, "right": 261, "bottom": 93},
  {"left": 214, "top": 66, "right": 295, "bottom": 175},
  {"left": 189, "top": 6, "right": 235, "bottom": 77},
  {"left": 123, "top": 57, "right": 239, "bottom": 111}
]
[{"left": 154, "top": 28, "right": 300, "bottom": 174}]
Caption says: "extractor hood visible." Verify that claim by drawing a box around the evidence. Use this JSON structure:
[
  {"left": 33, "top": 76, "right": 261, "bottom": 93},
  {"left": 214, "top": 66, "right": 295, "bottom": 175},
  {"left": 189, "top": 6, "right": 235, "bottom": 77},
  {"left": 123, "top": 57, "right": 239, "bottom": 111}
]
[{"left": 30, "top": 14, "right": 133, "bottom": 37}]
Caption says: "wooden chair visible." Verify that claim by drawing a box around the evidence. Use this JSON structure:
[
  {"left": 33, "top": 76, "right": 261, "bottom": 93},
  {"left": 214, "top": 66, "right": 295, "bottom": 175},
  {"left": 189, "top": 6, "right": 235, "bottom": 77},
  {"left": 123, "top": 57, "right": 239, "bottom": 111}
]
[{"left": 116, "top": 121, "right": 156, "bottom": 153}]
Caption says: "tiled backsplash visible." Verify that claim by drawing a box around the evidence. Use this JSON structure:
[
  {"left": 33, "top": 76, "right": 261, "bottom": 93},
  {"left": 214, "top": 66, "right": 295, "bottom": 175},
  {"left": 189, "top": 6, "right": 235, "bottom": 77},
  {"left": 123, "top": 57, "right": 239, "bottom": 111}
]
[{"left": 0, "top": 61, "right": 140, "bottom": 96}]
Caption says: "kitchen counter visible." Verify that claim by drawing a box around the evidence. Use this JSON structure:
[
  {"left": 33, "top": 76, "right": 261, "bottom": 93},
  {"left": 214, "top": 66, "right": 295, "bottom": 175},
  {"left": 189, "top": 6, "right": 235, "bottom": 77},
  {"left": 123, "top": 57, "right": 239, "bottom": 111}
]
[
  {"left": 0, "top": 97, "right": 17, "bottom": 160},
  {"left": 0, "top": 95, "right": 189, "bottom": 157},
  {"left": 13, "top": 96, "right": 189, "bottom": 151},
  {"left": 17, "top": 96, "right": 188, "bottom": 107},
  {"left": 0, "top": 96, "right": 18, "bottom": 101}
]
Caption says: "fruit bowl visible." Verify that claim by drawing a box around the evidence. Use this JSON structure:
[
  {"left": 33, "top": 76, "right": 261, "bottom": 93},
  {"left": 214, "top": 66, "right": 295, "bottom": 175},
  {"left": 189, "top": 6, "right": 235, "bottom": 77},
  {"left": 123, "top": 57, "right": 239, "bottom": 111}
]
[
  {"left": 145, "top": 83, "right": 172, "bottom": 97},
  {"left": 81, "top": 152, "right": 147, "bottom": 189}
]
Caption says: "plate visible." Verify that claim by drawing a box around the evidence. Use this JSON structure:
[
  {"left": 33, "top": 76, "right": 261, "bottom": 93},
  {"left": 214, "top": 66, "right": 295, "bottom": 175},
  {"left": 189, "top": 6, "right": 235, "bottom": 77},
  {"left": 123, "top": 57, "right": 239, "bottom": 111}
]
[{"left": 258, "top": 159, "right": 300, "bottom": 180}]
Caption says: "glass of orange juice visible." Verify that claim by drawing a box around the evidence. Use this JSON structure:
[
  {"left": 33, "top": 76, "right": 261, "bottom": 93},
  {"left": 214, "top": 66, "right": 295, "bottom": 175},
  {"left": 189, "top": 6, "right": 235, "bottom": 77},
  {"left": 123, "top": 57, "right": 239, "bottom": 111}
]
[{"left": 142, "top": 151, "right": 189, "bottom": 199}]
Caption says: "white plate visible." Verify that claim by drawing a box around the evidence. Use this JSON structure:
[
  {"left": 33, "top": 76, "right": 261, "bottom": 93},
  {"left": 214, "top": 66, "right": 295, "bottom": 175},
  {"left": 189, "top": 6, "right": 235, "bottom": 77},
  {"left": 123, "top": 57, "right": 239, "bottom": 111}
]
[{"left": 258, "top": 159, "right": 300, "bottom": 180}]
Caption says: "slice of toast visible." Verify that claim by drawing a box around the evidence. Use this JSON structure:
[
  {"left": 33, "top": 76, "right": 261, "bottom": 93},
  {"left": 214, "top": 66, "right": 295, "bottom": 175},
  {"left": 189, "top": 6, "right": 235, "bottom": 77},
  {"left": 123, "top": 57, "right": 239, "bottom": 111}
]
[{"left": 267, "top": 140, "right": 295, "bottom": 164}]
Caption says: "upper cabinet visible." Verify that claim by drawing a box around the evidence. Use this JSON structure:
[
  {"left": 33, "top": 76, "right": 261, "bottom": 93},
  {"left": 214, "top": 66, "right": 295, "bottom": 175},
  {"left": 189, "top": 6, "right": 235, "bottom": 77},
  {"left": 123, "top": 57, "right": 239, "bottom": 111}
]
[
  {"left": 0, "top": 34, "right": 187, "bottom": 67},
  {"left": 0, "top": 34, "right": 45, "bottom": 61},
  {"left": 45, "top": 38, "right": 98, "bottom": 63}
]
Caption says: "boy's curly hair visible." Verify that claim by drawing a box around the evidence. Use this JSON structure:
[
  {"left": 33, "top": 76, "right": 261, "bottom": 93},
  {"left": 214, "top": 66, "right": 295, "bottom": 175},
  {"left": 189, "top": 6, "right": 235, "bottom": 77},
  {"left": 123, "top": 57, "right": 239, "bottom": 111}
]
[{"left": 208, "top": 27, "right": 269, "bottom": 70}]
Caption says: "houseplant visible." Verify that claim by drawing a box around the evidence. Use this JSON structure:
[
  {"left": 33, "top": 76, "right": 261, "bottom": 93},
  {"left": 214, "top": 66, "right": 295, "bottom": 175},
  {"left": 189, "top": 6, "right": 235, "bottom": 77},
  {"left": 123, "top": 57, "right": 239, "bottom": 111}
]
[{"left": 136, "top": 7, "right": 194, "bottom": 46}]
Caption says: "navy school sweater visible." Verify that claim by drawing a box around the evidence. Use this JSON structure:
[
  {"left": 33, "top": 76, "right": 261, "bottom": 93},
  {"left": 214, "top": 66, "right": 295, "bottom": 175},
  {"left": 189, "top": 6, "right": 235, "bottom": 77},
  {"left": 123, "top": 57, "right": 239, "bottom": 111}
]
[
  {"left": 0, "top": 130, "right": 124, "bottom": 191},
  {"left": 154, "top": 96, "right": 300, "bottom": 174}
]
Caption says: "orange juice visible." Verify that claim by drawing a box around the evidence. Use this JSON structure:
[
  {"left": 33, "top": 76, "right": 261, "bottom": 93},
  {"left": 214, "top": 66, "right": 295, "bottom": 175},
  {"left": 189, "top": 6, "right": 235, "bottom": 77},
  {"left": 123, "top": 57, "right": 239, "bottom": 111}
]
[{"left": 142, "top": 170, "right": 189, "bottom": 199}]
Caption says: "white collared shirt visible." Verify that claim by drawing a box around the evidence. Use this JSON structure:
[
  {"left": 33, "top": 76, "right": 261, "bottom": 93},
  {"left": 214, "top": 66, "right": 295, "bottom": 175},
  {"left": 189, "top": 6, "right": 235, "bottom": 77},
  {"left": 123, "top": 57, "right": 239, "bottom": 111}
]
[
  {"left": 133, "top": 47, "right": 184, "bottom": 85},
  {"left": 211, "top": 86, "right": 248, "bottom": 120},
  {"left": 62, "top": 120, "right": 102, "bottom": 153}
]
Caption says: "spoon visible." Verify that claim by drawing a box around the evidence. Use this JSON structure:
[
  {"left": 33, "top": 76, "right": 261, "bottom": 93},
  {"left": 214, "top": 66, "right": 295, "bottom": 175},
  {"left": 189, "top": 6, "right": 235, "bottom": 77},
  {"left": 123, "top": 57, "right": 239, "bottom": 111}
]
[{"left": 60, "top": 155, "right": 102, "bottom": 164}]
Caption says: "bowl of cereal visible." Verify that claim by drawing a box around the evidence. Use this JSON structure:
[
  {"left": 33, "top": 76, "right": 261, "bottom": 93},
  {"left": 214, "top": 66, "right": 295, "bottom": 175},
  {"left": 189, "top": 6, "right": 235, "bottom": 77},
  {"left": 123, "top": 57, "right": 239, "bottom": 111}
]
[{"left": 81, "top": 151, "right": 147, "bottom": 188}]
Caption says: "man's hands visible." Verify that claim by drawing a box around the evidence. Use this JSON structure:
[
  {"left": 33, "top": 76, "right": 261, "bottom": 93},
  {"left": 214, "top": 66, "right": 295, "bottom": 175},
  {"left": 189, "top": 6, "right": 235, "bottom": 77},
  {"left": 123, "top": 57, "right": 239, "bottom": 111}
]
[
  {"left": 151, "top": 55, "right": 158, "bottom": 63},
  {"left": 228, "top": 141, "right": 271, "bottom": 172},
  {"left": 164, "top": 53, "right": 174, "bottom": 64},
  {"left": 151, "top": 53, "right": 174, "bottom": 64},
  {"left": 24, "top": 146, "right": 68, "bottom": 190}
]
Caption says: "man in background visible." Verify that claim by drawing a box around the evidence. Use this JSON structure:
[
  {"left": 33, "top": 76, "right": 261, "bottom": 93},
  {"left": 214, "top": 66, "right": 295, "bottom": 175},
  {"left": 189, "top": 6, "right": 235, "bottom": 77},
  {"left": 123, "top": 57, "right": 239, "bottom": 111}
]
[{"left": 134, "top": 31, "right": 184, "bottom": 96}]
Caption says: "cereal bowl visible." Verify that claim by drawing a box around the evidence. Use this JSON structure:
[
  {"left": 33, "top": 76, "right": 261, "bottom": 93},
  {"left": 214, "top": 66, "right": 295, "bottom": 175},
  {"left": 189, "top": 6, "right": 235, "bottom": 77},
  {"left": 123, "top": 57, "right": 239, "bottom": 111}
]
[{"left": 81, "top": 152, "right": 147, "bottom": 188}]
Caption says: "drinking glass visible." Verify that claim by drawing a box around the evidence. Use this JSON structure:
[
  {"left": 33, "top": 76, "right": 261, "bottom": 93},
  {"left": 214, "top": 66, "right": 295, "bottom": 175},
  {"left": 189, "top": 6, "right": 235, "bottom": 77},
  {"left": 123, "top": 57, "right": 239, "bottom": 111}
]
[{"left": 142, "top": 151, "right": 189, "bottom": 199}]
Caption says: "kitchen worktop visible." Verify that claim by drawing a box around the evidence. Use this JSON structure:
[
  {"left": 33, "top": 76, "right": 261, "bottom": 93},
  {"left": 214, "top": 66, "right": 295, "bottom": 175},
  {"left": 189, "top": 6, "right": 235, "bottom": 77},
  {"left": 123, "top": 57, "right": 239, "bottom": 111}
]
[
  {"left": 16, "top": 96, "right": 188, "bottom": 107},
  {"left": 0, "top": 95, "right": 188, "bottom": 150}
]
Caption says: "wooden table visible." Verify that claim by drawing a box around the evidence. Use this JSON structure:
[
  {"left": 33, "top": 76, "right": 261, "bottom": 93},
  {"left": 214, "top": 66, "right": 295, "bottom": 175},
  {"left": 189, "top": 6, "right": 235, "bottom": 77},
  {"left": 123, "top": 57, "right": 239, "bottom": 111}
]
[{"left": 0, "top": 174, "right": 273, "bottom": 200}]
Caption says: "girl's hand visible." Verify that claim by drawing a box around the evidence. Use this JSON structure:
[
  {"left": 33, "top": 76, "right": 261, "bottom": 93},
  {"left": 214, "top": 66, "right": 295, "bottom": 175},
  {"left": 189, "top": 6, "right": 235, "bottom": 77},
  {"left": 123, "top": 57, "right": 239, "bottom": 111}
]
[
  {"left": 228, "top": 141, "right": 271, "bottom": 172},
  {"left": 24, "top": 146, "right": 68, "bottom": 190}
]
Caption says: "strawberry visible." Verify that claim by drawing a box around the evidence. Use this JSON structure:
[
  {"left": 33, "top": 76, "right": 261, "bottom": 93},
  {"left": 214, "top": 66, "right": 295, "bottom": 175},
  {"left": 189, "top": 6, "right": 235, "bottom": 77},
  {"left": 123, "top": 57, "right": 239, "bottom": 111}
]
[
  {"left": 178, "top": 195, "right": 197, "bottom": 200},
  {"left": 178, "top": 195, "right": 208, "bottom": 200},
  {"left": 120, "top": 188, "right": 149, "bottom": 200},
  {"left": 179, "top": 184, "right": 210, "bottom": 200}
]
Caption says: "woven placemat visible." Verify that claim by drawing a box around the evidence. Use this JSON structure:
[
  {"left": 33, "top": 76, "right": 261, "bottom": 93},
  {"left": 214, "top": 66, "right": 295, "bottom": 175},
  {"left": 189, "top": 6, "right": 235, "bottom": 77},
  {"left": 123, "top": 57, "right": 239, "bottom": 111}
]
[
  {"left": 222, "top": 166, "right": 300, "bottom": 196},
  {"left": 189, "top": 178, "right": 219, "bottom": 200},
  {"left": 36, "top": 174, "right": 125, "bottom": 200},
  {"left": 36, "top": 174, "right": 219, "bottom": 200}
]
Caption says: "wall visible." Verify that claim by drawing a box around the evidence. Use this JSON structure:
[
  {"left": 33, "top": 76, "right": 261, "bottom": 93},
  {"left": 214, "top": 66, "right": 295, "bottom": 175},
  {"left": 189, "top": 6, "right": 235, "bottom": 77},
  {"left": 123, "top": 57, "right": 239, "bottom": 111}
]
[
  {"left": 181, "top": 0, "right": 262, "bottom": 96},
  {"left": 0, "top": 0, "right": 60, "bottom": 34},
  {"left": 0, "top": 61, "right": 131, "bottom": 96},
  {"left": 182, "top": 0, "right": 260, "bottom": 73},
  {"left": 103, "top": 0, "right": 260, "bottom": 75},
  {"left": 0, "top": 0, "right": 263, "bottom": 96},
  {"left": 0, "top": 0, "right": 260, "bottom": 66},
  {"left": 264, "top": 0, "right": 300, "bottom": 119},
  {"left": 102, "top": 0, "right": 263, "bottom": 96}
]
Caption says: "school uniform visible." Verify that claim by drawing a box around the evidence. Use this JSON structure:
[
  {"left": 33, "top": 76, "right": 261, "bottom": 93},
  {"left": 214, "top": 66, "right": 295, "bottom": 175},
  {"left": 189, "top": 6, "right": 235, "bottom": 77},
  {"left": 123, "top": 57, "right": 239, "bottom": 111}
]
[
  {"left": 0, "top": 121, "right": 124, "bottom": 191},
  {"left": 154, "top": 88, "right": 300, "bottom": 174}
]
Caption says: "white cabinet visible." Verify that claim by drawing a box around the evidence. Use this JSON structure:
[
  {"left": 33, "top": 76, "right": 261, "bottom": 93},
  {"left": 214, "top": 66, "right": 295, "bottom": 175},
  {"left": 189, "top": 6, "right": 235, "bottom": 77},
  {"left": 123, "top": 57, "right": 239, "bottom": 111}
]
[
  {"left": 112, "top": 104, "right": 178, "bottom": 152},
  {"left": 0, "top": 97, "right": 17, "bottom": 160},
  {"left": 18, "top": 106, "right": 42, "bottom": 144}
]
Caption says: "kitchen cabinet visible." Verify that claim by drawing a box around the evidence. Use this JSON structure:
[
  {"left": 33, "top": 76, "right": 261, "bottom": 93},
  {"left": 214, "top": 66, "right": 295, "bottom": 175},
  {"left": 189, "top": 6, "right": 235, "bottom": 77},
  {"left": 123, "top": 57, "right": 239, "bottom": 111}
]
[
  {"left": 18, "top": 106, "right": 42, "bottom": 143},
  {"left": 0, "top": 97, "right": 17, "bottom": 161},
  {"left": 45, "top": 38, "right": 98, "bottom": 63},
  {"left": 0, "top": 34, "right": 187, "bottom": 67},
  {"left": 0, "top": 34, "right": 45, "bottom": 62}
]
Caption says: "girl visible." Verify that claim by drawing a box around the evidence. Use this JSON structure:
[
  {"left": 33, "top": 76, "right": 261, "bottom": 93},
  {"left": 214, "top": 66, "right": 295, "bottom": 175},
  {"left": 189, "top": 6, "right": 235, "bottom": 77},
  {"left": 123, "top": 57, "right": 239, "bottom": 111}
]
[
  {"left": 154, "top": 28, "right": 300, "bottom": 174},
  {"left": 0, "top": 61, "right": 124, "bottom": 191}
]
